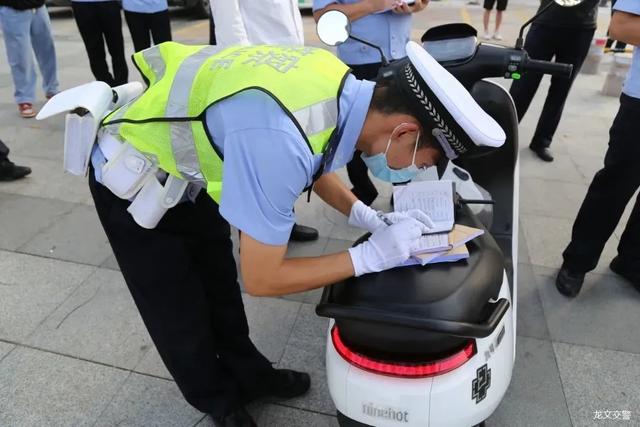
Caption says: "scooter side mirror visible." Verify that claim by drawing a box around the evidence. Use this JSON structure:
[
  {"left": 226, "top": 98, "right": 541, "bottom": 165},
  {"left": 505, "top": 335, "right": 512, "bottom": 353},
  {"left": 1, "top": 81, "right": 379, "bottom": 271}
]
[{"left": 316, "top": 10, "right": 351, "bottom": 46}]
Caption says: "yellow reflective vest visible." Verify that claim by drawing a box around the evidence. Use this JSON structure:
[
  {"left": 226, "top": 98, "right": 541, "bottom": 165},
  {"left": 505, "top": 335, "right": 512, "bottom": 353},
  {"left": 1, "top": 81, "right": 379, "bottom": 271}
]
[{"left": 102, "top": 42, "right": 351, "bottom": 202}]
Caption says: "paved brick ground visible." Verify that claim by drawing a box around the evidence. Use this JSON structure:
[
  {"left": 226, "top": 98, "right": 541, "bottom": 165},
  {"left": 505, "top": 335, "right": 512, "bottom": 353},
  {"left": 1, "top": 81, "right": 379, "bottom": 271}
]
[{"left": 1, "top": 1, "right": 638, "bottom": 426}]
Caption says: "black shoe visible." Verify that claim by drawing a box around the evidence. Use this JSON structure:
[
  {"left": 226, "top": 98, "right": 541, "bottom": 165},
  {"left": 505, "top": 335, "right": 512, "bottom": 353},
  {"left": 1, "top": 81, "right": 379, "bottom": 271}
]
[
  {"left": 610, "top": 256, "right": 640, "bottom": 293},
  {"left": 289, "top": 223, "right": 318, "bottom": 242},
  {"left": 351, "top": 186, "right": 378, "bottom": 206},
  {"left": 212, "top": 407, "right": 257, "bottom": 427},
  {"left": 555, "top": 265, "right": 586, "bottom": 297},
  {"left": 0, "top": 160, "right": 31, "bottom": 181},
  {"left": 267, "top": 369, "right": 311, "bottom": 399},
  {"left": 529, "top": 145, "right": 554, "bottom": 162}
]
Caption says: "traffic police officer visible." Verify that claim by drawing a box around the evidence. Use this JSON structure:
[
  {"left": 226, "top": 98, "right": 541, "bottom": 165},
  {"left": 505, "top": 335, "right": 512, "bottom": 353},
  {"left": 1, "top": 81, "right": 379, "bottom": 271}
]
[{"left": 44, "top": 39, "right": 505, "bottom": 426}]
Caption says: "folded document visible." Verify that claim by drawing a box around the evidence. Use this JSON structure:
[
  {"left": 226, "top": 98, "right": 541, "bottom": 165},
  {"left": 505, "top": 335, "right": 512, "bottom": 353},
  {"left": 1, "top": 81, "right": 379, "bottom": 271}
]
[{"left": 405, "top": 224, "right": 485, "bottom": 266}]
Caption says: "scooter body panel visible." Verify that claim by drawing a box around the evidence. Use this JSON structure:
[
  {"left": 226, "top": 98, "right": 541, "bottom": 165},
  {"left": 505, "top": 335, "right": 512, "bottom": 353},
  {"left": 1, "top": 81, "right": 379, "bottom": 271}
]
[{"left": 327, "top": 273, "right": 514, "bottom": 427}]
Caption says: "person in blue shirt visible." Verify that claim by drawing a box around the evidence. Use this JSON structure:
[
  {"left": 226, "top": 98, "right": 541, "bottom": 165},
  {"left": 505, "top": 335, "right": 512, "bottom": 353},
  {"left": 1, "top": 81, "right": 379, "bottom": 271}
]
[
  {"left": 313, "top": 0, "right": 429, "bottom": 206},
  {"left": 557, "top": 0, "right": 640, "bottom": 297},
  {"left": 122, "top": 0, "right": 172, "bottom": 52}
]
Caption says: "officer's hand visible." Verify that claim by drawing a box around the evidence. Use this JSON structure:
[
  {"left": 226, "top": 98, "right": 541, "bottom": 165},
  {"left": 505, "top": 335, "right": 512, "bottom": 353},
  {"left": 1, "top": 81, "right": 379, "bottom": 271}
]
[
  {"left": 410, "top": 0, "right": 429, "bottom": 13},
  {"left": 392, "top": 1, "right": 412, "bottom": 14},
  {"left": 392, "top": 0, "right": 429, "bottom": 13},
  {"left": 368, "top": 0, "right": 403, "bottom": 13},
  {"left": 349, "top": 200, "right": 435, "bottom": 234},
  {"left": 348, "top": 218, "right": 426, "bottom": 276}
]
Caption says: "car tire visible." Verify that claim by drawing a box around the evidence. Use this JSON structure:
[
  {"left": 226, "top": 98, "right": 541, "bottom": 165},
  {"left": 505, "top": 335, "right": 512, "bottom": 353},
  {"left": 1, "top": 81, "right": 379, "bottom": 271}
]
[{"left": 190, "top": 0, "right": 210, "bottom": 18}]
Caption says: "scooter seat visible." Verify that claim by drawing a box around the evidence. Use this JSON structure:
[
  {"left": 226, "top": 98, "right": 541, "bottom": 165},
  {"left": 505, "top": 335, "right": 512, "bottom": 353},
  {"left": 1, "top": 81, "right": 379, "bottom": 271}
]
[{"left": 317, "top": 205, "right": 505, "bottom": 359}]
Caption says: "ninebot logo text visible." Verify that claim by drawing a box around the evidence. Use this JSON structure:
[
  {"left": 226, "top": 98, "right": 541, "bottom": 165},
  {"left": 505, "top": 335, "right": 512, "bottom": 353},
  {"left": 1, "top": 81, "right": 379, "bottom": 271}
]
[{"left": 362, "top": 402, "right": 409, "bottom": 423}]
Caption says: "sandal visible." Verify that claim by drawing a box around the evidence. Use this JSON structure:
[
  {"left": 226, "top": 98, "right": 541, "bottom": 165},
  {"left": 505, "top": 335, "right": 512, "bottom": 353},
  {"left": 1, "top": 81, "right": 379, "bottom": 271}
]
[{"left": 18, "top": 103, "right": 36, "bottom": 118}]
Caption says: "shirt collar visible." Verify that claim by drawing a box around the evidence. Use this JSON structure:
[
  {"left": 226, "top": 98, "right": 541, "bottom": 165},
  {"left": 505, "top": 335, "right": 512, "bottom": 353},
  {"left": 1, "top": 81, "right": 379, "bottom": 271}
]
[{"left": 326, "top": 74, "right": 375, "bottom": 172}]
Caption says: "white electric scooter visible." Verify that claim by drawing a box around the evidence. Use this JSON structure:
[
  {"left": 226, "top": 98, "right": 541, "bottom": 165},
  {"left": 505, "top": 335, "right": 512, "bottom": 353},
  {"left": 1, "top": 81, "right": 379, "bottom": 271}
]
[{"left": 314, "top": 1, "right": 582, "bottom": 426}]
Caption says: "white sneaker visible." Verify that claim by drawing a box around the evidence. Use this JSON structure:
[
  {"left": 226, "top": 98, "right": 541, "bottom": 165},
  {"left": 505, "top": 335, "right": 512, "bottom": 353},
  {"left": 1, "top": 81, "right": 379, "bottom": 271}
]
[
  {"left": 483, "top": 32, "right": 491, "bottom": 40},
  {"left": 492, "top": 33, "right": 503, "bottom": 41}
]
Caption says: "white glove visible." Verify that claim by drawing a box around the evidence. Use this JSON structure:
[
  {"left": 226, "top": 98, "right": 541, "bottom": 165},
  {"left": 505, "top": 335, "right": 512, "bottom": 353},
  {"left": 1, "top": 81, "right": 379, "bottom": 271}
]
[
  {"left": 348, "top": 218, "right": 427, "bottom": 276},
  {"left": 348, "top": 200, "right": 435, "bottom": 233}
]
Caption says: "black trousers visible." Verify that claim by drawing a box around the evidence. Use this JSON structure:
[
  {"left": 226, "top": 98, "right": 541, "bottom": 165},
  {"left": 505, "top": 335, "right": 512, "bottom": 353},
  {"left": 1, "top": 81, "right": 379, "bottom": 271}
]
[
  {"left": 345, "top": 62, "right": 383, "bottom": 204},
  {"left": 0, "top": 140, "right": 9, "bottom": 162},
  {"left": 88, "top": 169, "right": 275, "bottom": 416},
  {"left": 124, "top": 10, "right": 172, "bottom": 53},
  {"left": 209, "top": 12, "right": 216, "bottom": 45},
  {"left": 509, "top": 24, "right": 595, "bottom": 148},
  {"left": 563, "top": 94, "right": 640, "bottom": 273},
  {"left": 72, "top": 1, "right": 128, "bottom": 87}
]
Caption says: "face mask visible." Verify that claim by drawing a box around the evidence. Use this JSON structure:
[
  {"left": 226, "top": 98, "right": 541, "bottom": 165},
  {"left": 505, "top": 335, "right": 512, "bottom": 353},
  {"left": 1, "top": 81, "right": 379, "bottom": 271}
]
[{"left": 361, "top": 127, "right": 421, "bottom": 183}]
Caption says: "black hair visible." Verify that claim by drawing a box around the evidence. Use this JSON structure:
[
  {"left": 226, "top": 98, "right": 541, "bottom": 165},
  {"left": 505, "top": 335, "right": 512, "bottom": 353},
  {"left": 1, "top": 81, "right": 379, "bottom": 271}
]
[{"left": 371, "top": 79, "right": 436, "bottom": 149}]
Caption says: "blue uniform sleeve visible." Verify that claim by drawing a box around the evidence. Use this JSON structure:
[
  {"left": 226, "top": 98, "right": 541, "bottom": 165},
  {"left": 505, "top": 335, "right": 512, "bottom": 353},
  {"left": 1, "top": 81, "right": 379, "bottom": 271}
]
[
  {"left": 218, "top": 128, "right": 314, "bottom": 246},
  {"left": 313, "top": 0, "right": 339, "bottom": 12},
  {"left": 613, "top": 0, "right": 640, "bottom": 14}
]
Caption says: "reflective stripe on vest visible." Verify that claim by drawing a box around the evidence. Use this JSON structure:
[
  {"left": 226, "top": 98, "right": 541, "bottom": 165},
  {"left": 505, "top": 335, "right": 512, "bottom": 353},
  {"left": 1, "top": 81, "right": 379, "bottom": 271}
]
[
  {"left": 167, "top": 46, "right": 222, "bottom": 182},
  {"left": 101, "top": 42, "right": 350, "bottom": 202}
]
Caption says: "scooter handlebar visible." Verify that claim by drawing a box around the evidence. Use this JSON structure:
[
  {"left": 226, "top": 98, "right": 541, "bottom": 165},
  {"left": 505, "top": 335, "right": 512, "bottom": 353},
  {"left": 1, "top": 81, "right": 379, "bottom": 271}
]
[{"left": 523, "top": 58, "right": 573, "bottom": 78}]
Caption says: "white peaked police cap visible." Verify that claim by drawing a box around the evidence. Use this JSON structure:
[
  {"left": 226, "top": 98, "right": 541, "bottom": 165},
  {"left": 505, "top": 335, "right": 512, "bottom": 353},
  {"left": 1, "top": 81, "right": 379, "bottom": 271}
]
[{"left": 376, "top": 41, "right": 506, "bottom": 159}]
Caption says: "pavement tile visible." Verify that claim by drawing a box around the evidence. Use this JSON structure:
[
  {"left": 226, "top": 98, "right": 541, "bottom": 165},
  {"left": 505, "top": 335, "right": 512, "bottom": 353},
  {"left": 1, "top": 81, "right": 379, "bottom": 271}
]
[
  {"left": 100, "top": 253, "right": 120, "bottom": 271},
  {"left": 488, "top": 337, "right": 571, "bottom": 427},
  {"left": 323, "top": 238, "right": 354, "bottom": 254},
  {"left": 0, "top": 155, "right": 92, "bottom": 204},
  {"left": 0, "top": 193, "right": 75, "bottom": 251},
  {"left": 197, "top": 404, "right": 339, "bottom": 427},
  {"left": 519, "top": 152, "right": 586, "bottom": 185},
  {"left": 134, "top": 345, "right": 172, "bottom": 380},
  {"left": 516, "top": 263, "right": 550, "bottom": 340},
  {"left": 277, "top": 304, "right": 335, "bottom": 415},
  {"left": 19, "top": 204, "right": 112, "bottom": 266},
  {"left": 519, "top": 178, "right": 587, "bottom": 220},
  {"left": 570, "top": 153, "right": 605, "bottom": 183},
  {"left": 521, "top": 214, "right": 619, "bottom": 275},
  {"left": 253, "top": 404, "right": 339, "bottom": 427},
  {"left": 553, "top": 342, "right": 640, "bottom": 427},
  {"left": 0, "top": 347, "right": 128, "bottom": 427},
  {"left": 0, "top": 341, "right": 15, "bottom": 360},
  {"left": 97, "top": 372, "right": 203, "bottom": 427},
  {"left": 517, "top": 225, "right": 531, "bottom": 266},
  {"left": 243, "top": 294, "right": 302, "bottom": 364},
  {"left": 0, "top": 124, "right": 64, "bottom": 161},
  {"left": 534, "top": 266, "right": 640, "bottom": 354},
  {"left": 27, "top": 268, "right": 152, "bottom": 370},
  {"left": 0, "top": 250, "right": 95, "bottom": 342}
]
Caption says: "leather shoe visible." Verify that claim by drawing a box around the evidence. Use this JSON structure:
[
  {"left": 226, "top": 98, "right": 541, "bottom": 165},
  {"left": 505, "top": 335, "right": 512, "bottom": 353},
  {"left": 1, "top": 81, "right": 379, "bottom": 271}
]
[
  {"left": 212, "top": 407, "right": 256, "bottom": 427},
  {"left": 529, "top": 145, "right": 554, "bottom": 162},
  {"left": 0, "top": 160, "right": 31, "bottom": 181},
  {"left": 555, "top": 265, "right": 585, "bottom": 297},
  {"left": 289, "top": 223, "right": 318, "bottom": 242},
  {"left": 267, "top": 369, "right": 311, "bottom": 399},
  {"left": 610, "top": 256, "right": 640, "bottom": 293}
]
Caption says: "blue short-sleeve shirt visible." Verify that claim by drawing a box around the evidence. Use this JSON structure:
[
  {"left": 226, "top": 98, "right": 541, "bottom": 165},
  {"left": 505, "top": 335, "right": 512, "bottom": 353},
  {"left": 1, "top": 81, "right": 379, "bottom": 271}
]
[
  {"left": 613, "top": 0, "right": 640, "bottom": 99},
  {"left": 205, "top": 74, "right": 375, "bottom": 245},
  {"left": 313, "top": 0, "right": 411, "bottom": 65},
  {"left": 122, "top": 0, "right": 168, "bottom": 13}
]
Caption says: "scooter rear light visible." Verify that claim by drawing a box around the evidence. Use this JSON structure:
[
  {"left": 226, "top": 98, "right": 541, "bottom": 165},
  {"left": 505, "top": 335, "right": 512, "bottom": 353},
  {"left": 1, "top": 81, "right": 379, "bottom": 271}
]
[{"left": 331, "top": 326, "right": 476, "bottom": 378}]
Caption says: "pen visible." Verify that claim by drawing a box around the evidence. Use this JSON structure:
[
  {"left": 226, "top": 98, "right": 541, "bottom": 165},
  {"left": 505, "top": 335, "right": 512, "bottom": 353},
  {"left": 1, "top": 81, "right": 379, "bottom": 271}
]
[{"left": 376, "top": 211, "right": 394, "bottom": 226}]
